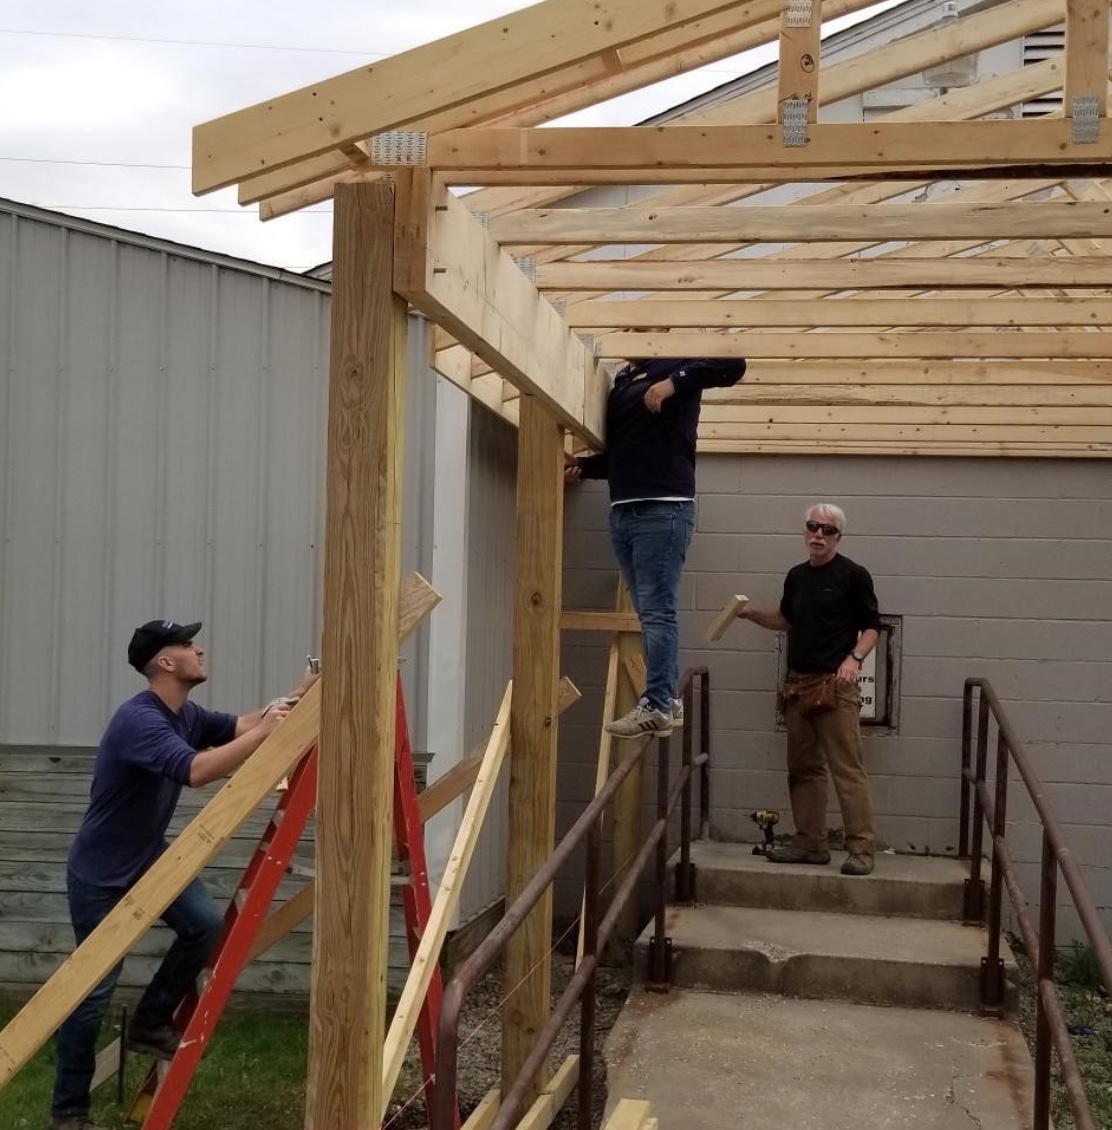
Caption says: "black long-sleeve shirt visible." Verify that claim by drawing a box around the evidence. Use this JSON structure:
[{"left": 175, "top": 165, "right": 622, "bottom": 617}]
[
  {"left": 575, "top": 357, "right": 745, "bottom": 502},
  {"left": 779, "top": 554, "right": 882, "bottom": 674}
]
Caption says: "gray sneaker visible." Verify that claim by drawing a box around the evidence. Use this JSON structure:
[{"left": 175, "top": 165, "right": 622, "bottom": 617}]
[
  {"left": 841, "top": 854, "right": 875, "bottom": 876},
  {"left": 605, "top": 698, "right": 673, "bottom": 739},
  {"left": 670, "top": 699, "right": 684, "bottom": 728}
]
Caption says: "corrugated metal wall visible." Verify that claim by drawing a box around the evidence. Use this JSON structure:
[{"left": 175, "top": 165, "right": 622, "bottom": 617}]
[
  {"left": 0, "top": 203, "right": 445, "bottom": 997},
  {"left": 560, "top": 456, "right": 1112, "bottom": 942},
  {"left": 0, "top": 206, "right": 332, "bottom": 738}
]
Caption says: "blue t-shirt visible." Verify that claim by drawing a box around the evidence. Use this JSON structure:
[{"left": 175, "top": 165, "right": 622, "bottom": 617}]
[{"left": 68, "top": 690, "right": 238, "bottom": 888}]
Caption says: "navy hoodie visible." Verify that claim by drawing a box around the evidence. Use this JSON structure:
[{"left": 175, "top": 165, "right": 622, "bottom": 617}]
[{"left": 576, "top": 357, "right": 745, "bottom": 502}]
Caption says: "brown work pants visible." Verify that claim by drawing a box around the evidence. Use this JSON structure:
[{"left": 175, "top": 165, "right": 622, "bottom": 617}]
[{"left": 783, "top": 679, "right": 876, "bottom": 858}]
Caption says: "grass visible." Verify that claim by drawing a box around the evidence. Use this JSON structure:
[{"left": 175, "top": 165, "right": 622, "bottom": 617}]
[
  {"left": 0, "top": 1005, "right": 311, "bottom": 1130},
  {"left": 1014, "top": 940, "right": 1112, "bottom": 1130}
]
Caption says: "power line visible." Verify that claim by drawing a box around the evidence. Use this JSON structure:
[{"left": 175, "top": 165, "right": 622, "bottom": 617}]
[
  {"left": 0, "top": 155, "right": 190, "bottom": 170},
  {"left": 0, "top": 26, "right": 388, "bottom": 56},
  {"left": 29, "top": 204, "right": 331, "bottom": 214},
  {"left": 0, "top": 25, "right": 752, "bottom": 75}
]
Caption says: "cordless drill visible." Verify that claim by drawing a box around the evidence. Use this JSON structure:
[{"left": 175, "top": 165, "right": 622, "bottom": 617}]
[{"left": 750, "top": 809, "right": 780, "bottom": 857}]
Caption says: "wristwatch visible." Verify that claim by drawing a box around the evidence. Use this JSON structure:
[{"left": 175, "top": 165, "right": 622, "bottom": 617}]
[{"left": 851, "top": 650, "right": 867, "bottom": 663}]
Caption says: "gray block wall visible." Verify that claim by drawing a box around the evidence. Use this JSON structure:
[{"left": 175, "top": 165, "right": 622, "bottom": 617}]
[{"left": 558, "top": 456, "right": 1112, "bottom": 942}]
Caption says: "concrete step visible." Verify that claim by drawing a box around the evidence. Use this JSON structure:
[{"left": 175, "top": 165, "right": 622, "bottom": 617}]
[
  {"left": 683, "top": 840, "right": 968, "bottom": 920},
  {"left": 635, "top": 903, "right": 1018, "bottom": 1013},
  {"left": 605, "top": 987, "right": 1035, "bottom": 1130}
]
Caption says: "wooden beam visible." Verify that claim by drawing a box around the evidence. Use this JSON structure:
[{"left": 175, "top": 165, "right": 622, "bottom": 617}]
[
  {"left": 699, "top": 422, "right": 1112, "bottom": 444},
  {"left": 515, "top": 1054, "right": 581, "bottom": 1130},
  {"left": 777, "top": 0, "right": 821, "bottom": 125},
  {"left": 381, "top": 683, "right": 513, "bottom": 1120},
  {"left": 1065, "top": 0, "right": 1110, "bottom": 118},
  {"left": 427, "top": 0, "right": 1064, "bottom": 232},
  {"left": 599, "top": 331, "right": 1112, "bottom": 360},
  {"left": 717, "top": 359, "right": 1112, "bottom": 385},
  {"left": 307, "top": 180, "right": 405, "bottom": 1130},
  {"left": 536, "top": 256, "right": 1112, "bottom": 291},
  {"left": 699, "top": 438, "right": 1110, "bottom": 456},
  {"left": 490, "top": 201, "right": 1112, "bottom": 245},
  {"left": 560, "top": 610, "right": 642, "bottom": 632},
  {"left": 248, "top": 0, "right": 879, "bottom": 212},
  {"left": 193, "top": 0, "right": 760, "bottom": 193},
  {"left": 504, "top": 398, "right": 565, "bottom": 1107},
  {"left": 565, "top": 296, "right": 1112, "bottom": 329},
  {"left": 379, "top": 120, "right": 1112, "bottom": 184},
  {"left": 701, "top": 404, "right": 1112, "bottom": 426},
  {"left": 707, "top": 383, "right": 1112, "bottom": 407},
  {"left": 0, "top": 684, "right": 321, "bottom": 1087},
  {"left": 392, "top": 170, "right": 607, "bottom": 447}
]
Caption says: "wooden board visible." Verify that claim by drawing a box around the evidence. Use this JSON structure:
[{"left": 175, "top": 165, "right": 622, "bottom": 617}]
[{"left": 706, "top": 595, "right": 750, "bottom": 642}]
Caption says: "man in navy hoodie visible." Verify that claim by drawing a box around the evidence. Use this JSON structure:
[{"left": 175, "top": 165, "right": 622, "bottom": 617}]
[
  {"left": 567, "top": 356, "right": 745, "bottom": 737},
  {"left": 50, "top": 619, "right": 315, "bottom": 1130}
]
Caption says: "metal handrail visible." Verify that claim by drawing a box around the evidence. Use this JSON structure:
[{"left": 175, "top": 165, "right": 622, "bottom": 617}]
[
  {"left": 430, "top": 667, "right": 712, "bottom": 1130},
  {"left": 960, "top": 677, "right": 1112, "bottom": 1130}
]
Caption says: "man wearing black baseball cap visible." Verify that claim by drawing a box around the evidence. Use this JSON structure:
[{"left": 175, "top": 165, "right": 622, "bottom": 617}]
[{"left": 50, "top": 619, "right": 317, "bottom": 1130}]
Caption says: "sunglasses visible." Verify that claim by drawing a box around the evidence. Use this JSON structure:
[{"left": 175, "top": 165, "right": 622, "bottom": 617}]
[{"left": 805, "top": 520, "right": 840, "bottom": 536}]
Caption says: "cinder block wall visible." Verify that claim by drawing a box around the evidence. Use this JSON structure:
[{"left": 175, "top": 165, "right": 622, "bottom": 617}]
[{"left": 558, "top": 456, "right": 1112, "bottom": 941}]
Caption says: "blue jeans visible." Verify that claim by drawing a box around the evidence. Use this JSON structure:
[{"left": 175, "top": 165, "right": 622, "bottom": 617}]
[
  {"left": 51, "top": 869, "right": 224, "bottom": 1120},
  {"left": 609, "top": 500, "right": 695, "bottom": 712}
]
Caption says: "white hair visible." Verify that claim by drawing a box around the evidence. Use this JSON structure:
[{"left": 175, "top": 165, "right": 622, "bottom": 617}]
[{"left": 805, "top": 502, "right": 847, "bottom": 534}]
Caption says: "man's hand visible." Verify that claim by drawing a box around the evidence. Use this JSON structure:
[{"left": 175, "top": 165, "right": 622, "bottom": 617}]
[
  {"left": 258, "top": 701, "right": 293, "bottom": 734},
  {"left": 836, "top": 656, "right": 862, "bottom": 686},
  {"left": 643, "top": 378, "right": 676, "bottom": 413},
  {"left": 290, "top": 665, "right": 320, "bottom": 700},
  {"left": 564, "top": 451, "right": 582, "bottom": 483}
]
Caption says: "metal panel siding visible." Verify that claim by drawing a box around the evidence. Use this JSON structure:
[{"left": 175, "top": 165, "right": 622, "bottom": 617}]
[
  {"left": 459, "top": 406, "right": 517, "bottom": 921},
  {"left": 560, "top": 457, "right": 1112, "bottom": 939},
  {"left": 0, "top": 207, "right": 335, "bottom": 744}
]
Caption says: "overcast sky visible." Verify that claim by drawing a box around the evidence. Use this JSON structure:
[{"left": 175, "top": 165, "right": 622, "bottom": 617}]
[{"left": 1, "top": 1, "right": 903, "bottom": 272}]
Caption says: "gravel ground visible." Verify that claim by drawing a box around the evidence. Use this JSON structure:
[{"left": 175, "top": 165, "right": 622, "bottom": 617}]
[
  {"left": 1012, "top": 939, "right": 1112, "bottom": 1130},
  {"left": 385, "top": 957, "right": 633, "bottom": 1130}
]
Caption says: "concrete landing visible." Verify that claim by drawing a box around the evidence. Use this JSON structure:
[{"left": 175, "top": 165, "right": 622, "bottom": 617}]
[
  {"left": 636, "top": 903, "right": 1018, "bottom": 1012},
  {"left": 605, "top": 987, "right": 1036, "bottom": 1130},
  {"left": 688, "top": 842, "right": 967, "bottom": 920}
]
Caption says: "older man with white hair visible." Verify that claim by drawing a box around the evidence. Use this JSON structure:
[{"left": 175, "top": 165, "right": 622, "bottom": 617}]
[{"left": 738, "top": 503, "right": 881, "bottom": 876}]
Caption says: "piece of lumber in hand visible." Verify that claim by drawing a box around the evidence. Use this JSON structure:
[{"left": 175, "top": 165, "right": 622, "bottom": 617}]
[{"left": 706, "top": 594, "right": 750, "bottom": 641}]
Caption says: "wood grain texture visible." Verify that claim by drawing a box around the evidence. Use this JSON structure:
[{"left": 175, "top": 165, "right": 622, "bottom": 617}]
[
  {"left": 306, "top": 180, "right": 406, "bottom": 1130},
  {"left": 503, "top": 398, "right": 564, "bottom": 1105}
]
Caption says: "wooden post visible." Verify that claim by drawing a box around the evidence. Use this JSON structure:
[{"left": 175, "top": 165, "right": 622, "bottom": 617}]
[
  {"left": 503, "top": 396, "right": 564, "bottom": 1106},
  {"left": 306, "top": 180, "right": 406, "bottom": 1130}
]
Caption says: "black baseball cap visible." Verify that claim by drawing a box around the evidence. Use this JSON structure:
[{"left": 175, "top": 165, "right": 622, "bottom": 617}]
[{"left": 127, "top": 619, "right": 203, "bottom": 673}]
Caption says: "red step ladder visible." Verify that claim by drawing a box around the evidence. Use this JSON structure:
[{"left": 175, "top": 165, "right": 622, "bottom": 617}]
[{"left": 128, "top": 675, "right": 456, "bottom": 1129}]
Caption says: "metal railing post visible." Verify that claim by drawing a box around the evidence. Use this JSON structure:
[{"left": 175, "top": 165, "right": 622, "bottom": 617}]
[
  {"left": 699, "top": 671, "right": 711, "bottom": 840},
  {"left": 648, "top": 733, "right": 672, "bottom": 987},
  {"left": 964, "top": 687, "right": 990, "bottom": 922},
  {"left": 577, "top": 819, "right": 601, "bottom": 1130},
  {"left": 1034, "top": 831, "right": 1057, "bottom": 1130},
  {"left": 981, "top": 728, "right": 1009, "bottom": 1012},
  {"left": 675, "top": 678, "right": 696, "bottom": 903},
  {"left": 959, "top": 682, "right": 973, "bottom": 857}
]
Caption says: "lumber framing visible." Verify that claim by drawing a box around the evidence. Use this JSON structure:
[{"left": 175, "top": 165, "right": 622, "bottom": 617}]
[
  {"left": 504, "top": 397, "right": 565, "bottom": 1107},
  {"left": 367, "top": 120, "right": 1112, "bottom": 184},
  {"left": 598, "top": 331, "right": 1112, "bottom": 361},
  {"left": 194, "top": 0, "right": 775, "bottom": 194},
  {"left": 307, "top": 181, "right": 405, "bottom": 1130},
  {"left": 392, "top": 170, "right": 606, "bottom": 447},
  {"left": 534, "top": 256, "right": 1112, "bottom": 291},
  {"left": 490, "top": 201, "right": 1112, "bottom": 245},
  {"left": 564, "top": 297, "right": 1112, "bottom": 329}
]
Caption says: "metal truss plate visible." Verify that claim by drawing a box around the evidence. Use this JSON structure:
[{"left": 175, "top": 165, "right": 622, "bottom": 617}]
[
  {"left": 512, "top": 254, "right": 536, "bottom": 282},
  {"left": 1071, "top": 96, "right": 1100, "bottom": 144},
  {"left": 370, "top": 130, "right": 429, "bottom": 165},
  {"left": 781, "top": 99, "right": 810, "bottom": 147},
  {"left": 785, "top": 0, "right": 814, "bottom": 26}
]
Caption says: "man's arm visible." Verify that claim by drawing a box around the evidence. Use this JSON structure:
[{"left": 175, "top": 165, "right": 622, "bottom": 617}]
[
  {"left": 566, "top": 450, "right": 608, "bottom": 481},
  {"left": 235, "top": 666, "right": 321, "bottom": 737},
  {"left": 192, "top": 704, "right": 291, "bottom": 787},
  {"left": 739, "top": 604, "right": 788, "bottom": 632}
]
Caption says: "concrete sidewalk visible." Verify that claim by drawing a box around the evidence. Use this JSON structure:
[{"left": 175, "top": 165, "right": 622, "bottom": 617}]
[{"left": 605, "top": 986, "right": 1036, "bottom": 1129}]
